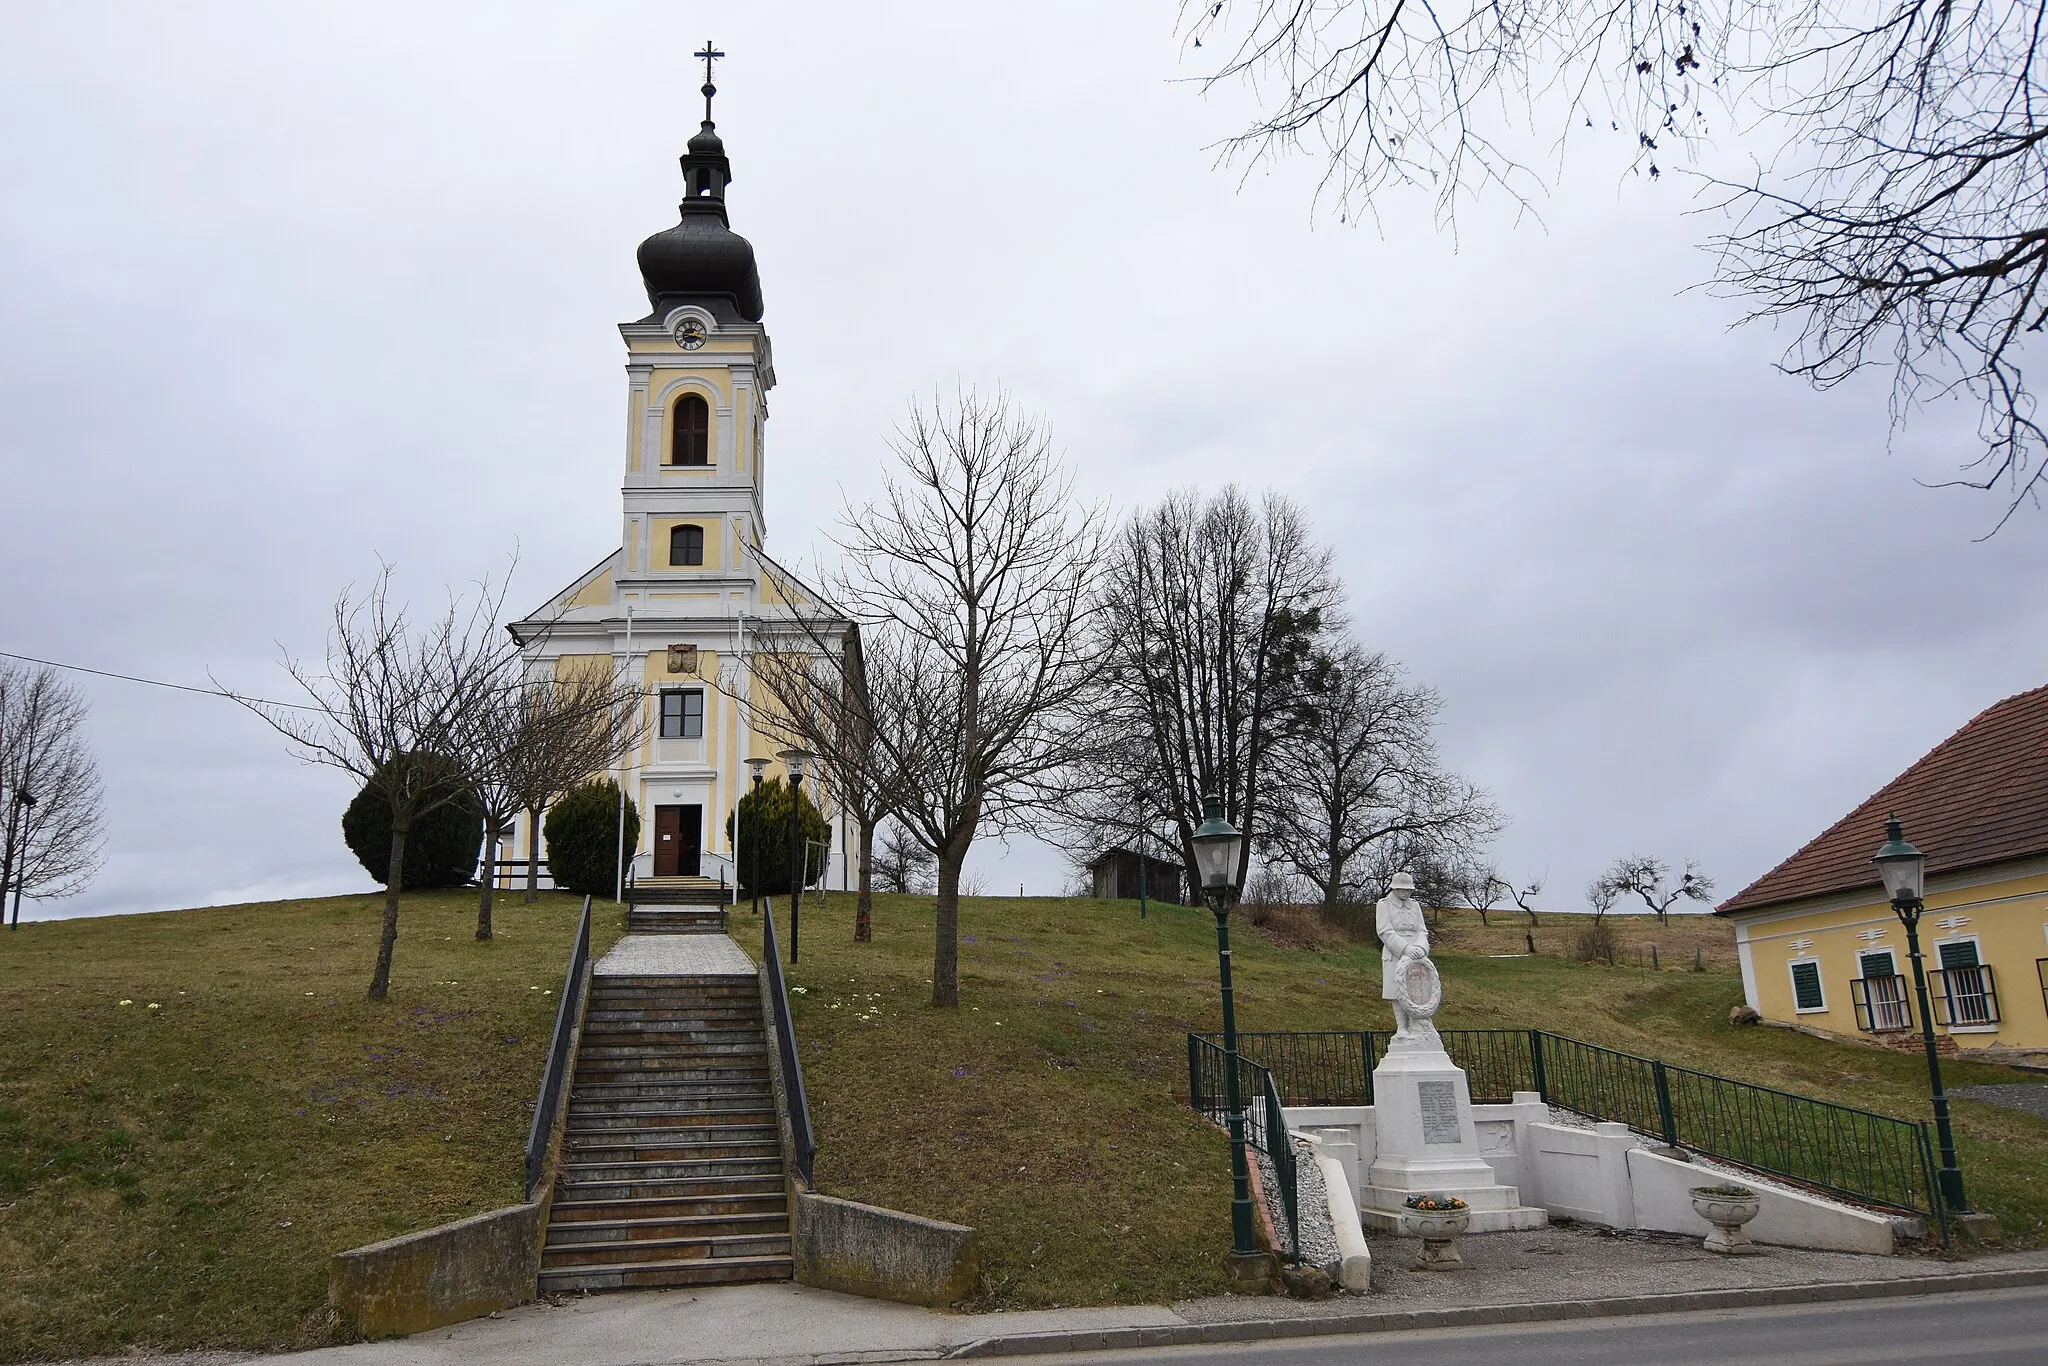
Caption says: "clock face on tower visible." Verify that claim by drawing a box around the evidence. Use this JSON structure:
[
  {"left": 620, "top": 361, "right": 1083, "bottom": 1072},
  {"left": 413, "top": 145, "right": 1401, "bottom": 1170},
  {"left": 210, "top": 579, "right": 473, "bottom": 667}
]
[{"left": 674, "top": 317, "right": 708, "bottom": 350}]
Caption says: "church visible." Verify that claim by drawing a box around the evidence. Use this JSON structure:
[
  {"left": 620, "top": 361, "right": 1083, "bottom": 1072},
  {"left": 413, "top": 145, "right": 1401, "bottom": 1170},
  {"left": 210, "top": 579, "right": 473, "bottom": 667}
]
[{"left": 505, "top": 65, "right": 847, "bottom": 894}]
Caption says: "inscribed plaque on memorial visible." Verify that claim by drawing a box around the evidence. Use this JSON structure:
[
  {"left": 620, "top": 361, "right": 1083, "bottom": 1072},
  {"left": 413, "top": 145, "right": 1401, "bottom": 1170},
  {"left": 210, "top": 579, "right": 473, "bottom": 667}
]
[{"left": 1417, "top": 1078, "right": 1461, "bottom": 1145}]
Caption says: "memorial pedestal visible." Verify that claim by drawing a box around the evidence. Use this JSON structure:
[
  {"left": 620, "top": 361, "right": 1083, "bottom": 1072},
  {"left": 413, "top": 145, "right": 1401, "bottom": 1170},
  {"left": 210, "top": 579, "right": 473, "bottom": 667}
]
[{"left": 1357, "top": 1036, "right": 1547, "bottom": 1233}]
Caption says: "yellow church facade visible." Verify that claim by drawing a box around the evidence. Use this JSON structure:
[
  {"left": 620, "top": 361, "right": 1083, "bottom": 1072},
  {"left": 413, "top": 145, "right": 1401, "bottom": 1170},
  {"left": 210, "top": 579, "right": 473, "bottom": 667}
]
[
  {"left": 1720, "top": 684, "right": 2048, "bottom": 1058},
  {"left": 503, "top": 86, "right": 846, "bottom": 891}
]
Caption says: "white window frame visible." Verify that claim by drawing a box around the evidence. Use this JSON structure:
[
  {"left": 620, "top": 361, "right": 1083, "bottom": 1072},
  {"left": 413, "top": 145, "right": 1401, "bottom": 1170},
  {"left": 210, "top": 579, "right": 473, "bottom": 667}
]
[
  {"left": 1789, "top": 959, "right": 1828, "bottom": 1014},
  {"left": 1934, "top": 934, "right": 1999, "bottom": 1033}
]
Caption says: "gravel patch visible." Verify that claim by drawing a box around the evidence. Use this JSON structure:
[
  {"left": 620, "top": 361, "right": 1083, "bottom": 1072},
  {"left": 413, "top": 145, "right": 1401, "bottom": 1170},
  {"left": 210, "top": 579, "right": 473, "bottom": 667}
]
[
  {"left": 1953, "top": 1083, "right": 2048, "bottom": 1120},
  {"left": 1252, "top": 1136, "right": 1344, "bottom": 1276}
]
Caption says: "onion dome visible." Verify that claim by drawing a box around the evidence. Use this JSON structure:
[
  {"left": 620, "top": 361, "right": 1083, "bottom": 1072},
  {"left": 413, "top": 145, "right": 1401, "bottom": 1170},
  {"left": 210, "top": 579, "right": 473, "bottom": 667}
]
[{"left": 635, "top": 88, "right": 764, "bottom": 321}]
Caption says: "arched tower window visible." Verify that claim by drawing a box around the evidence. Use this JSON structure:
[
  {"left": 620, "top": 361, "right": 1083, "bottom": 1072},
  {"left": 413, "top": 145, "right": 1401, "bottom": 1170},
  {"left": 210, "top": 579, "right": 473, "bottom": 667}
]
[
  {"left": 670, "top": 524, "right": 705, "bottom": 567},
  {"left": 672, "top": 394, "right": 710, "bottom": 466}
]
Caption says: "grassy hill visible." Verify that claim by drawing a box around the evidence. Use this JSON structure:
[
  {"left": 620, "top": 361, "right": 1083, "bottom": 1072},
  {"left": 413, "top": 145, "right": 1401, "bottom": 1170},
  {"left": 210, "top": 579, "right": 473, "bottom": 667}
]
[
  {"left": 2, "top": 889, "right": 2042, "bottom": 1361},
  {"left": 0, "top": 890, "right": 622, "bottom": 1363}
]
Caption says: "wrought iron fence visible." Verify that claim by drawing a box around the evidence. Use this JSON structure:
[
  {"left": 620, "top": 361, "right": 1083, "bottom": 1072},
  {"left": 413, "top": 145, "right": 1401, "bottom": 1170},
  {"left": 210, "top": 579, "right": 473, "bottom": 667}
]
[
  {"left": 1191, "top": 1026, "right": 1946, "bottom": 1230},
  {"left": 525, "top": 895, "right": 592, "bottom": 1198},
  {"left": 1187, "top": 1034, "right": 1302, "bottom": 1264}
]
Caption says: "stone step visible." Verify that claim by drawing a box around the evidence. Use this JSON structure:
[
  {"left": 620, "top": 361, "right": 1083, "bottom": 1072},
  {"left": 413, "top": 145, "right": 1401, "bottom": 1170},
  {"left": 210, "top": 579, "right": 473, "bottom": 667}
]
[
  {"left": 580, "top": 1023, "right": 764, "bottom": 1041},
  {"left": 545, "top": 1211, "right": 789, "bottom": 1246},
  {"left": 556, "top": 1156, "right": 784, "bottom": 1183},
  {"left": 565, "top": 1130, "right": 778, "bottom": 1146},
  {"left": 571, "top": 1079, "right": 770, "bottom": 1102},
  {"left": 577, "top": 1041, "right": 768, "bottom": 1060},
  {"left": 564, "top": 1137, "right": 781, "bottom": 1163},
  {"left": 567, "top": 1107, "right": 774, "bottom": 1130},
  {"left": 594, "top": 975, "right": 761, "bottom": 990},
  {"left": 543, "top": 1232, "right": 791, "bottom": 1270},
  {"left": 585, "top": 1003, "right": 761, "bottom": 1015},
  {"left": 571, "top": 1069, "right": 770, "bottom": 1088},
  {"left": 537, "top": 1253, "right": 793, "bottom": 1293},
  {"left": 551, "top": 1173, "right": 786, "bottom": 1205},
  {"left": 549, "top": 1191, "right": 788, "bottom": 1222},
  {"left": 568, "top": 1088, "right": 771, "bottom": 1111}
]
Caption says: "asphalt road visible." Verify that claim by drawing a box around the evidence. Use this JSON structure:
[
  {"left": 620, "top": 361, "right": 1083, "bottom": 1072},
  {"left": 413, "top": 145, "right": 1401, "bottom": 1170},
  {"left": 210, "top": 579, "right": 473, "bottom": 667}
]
[{"left": 1023, "top": 1286, "right": 2048, "bottom": 1366}]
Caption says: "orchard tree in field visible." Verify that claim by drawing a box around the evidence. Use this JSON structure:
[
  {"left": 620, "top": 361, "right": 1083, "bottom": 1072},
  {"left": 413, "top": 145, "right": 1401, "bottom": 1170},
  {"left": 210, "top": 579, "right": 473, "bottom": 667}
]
[
  {"left": 833, "top": 390, "right": 1101, "bottom": 1007},
  {"left": 0, "top": 661, "right": 104, "bottom": 924},
  {"left": 229, "top": 565, "right": 517, "bottom": 999},
  {"left": 1508, "top": 876, "right": 1545, "bottom": 928},
  {"left": 1463, "top": 866, "right": 1510, "bottom": 927},
  {"left": 1071, "top": 487, "right": 1340, "bottom": 897},
  {"left": 1263, "top": 643, "right": 1500, "bottom": 912},
  {"left": 1596, "top": 854, "right": 1715, "bottom": 925},
  {"left": 1185, "top": 0, "right": 2048, "bottom": 523}
]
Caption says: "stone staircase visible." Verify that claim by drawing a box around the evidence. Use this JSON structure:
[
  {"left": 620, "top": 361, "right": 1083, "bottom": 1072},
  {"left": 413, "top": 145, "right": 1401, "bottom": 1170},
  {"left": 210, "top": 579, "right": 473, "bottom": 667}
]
[
  {"left": 626, "top": 876, "right": 731, "bottom": 934},
  {"left": 539, "top": 970, "right": 792, "bottom": 1292}
]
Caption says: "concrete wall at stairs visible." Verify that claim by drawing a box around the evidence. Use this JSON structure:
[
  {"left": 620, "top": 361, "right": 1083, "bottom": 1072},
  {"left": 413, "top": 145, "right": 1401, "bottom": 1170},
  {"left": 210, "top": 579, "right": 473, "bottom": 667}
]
[
  {"left": 792, "top": 1192, "right": 980, "bottom": 1307},
  {"left": 329, "top": 1200, "right": 544, "bottom": 1337}
]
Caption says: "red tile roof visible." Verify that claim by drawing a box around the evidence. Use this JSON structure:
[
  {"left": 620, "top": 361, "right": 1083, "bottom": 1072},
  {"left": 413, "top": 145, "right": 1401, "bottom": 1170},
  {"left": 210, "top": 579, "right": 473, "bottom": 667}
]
[{"left": 1719, "top": 683, "right": 2048, "bottom": 916}]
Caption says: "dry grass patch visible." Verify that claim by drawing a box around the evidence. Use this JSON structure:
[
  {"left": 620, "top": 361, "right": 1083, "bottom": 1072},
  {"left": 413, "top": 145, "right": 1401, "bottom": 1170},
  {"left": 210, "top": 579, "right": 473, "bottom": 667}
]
[{"left": 0, "top": 890, "right": 623, "bottom": 1363}]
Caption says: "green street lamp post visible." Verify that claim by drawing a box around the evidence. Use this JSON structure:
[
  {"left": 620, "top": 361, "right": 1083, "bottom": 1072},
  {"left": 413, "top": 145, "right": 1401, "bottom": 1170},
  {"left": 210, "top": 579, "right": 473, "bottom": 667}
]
[
  {"left": 1872, "top": 815, "right": 1970, "bottom": 1214},
  {"left": 780, "top": 748, "right": 814, "bottom": 964},
  {"left": 745, "top": 757, "right": 768, "bottom": 920},
  {"left": 1191, "top": 792, "right": 1267, "bottom": 1283}
]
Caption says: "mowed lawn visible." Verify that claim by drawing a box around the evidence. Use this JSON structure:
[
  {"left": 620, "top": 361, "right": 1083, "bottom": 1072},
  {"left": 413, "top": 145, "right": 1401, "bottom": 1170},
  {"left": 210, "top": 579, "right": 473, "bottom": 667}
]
[
  {"left": 0, "top": 890, "right": 623, "bottom": 1363},
  {"left": 3, "top": 890, "right": 2045, "bottom": 1361},
  {"left": 779, "top": 894, "right": 2048, "bottom": 1311}
]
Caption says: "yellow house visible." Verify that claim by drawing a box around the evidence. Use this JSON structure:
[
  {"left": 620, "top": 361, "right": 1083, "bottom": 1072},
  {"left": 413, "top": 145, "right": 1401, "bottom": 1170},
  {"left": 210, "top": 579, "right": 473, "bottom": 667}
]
[
  {"left": 1719, "top": 683, "right": 2048, "bottom": 1060},
  {"left": 503, "top": 90, "right": 850, "bottom": 889}
]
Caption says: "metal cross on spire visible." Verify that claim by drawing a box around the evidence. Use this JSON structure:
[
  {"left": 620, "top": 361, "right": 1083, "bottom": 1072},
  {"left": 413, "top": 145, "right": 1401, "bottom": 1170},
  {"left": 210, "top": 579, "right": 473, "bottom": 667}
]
[{"left": 695, "top": 41, "right": 724, "bottom": 122}]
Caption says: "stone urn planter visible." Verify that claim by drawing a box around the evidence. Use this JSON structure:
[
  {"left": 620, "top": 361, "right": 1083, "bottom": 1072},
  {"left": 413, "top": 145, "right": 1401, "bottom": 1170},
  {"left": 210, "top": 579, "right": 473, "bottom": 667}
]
[
  {"left": 1691, "top": 1185, "right": 1762, "bottom": 1255},
  {"left": 1401, "top": 1194, "right": 1470, "bottom": 1270}
]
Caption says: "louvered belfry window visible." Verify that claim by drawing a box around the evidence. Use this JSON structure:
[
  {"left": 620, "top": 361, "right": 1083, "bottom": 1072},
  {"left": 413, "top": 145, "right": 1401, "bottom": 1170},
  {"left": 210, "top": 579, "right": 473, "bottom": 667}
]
[{"left": 673, "top": 394, "right": 710, "bottom": 465}]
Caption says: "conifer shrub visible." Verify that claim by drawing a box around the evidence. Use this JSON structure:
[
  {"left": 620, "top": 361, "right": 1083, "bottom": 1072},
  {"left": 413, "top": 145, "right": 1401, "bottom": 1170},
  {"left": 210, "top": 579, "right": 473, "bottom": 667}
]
[
  {"left": 341, "top": 758, "right": 484, "bottom": 889},
  {"left": 726, "top": 776, "right": 830, "bottom": 896},
  {"left": 545, "top": 778, "right": 640, "bottom": 896}
]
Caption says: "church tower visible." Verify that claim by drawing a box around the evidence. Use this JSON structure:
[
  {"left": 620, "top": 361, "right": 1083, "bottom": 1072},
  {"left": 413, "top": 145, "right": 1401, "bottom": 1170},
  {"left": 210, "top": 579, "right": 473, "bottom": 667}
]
[{"left": 510, "top": 53, "right": 837, "bottom": 893}]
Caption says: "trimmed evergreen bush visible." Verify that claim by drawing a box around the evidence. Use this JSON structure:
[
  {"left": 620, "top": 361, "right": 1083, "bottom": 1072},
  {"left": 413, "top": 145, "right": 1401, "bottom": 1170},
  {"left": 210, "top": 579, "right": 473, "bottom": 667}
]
[
  {"left": 726, "top": 776, "right": 831, "bottom": 896},
  {"left": 341, "top": 758, "right": 484, "bottom": 889},
  {"left": 545, "top": 778, "right": 640, "bottom": 896}
]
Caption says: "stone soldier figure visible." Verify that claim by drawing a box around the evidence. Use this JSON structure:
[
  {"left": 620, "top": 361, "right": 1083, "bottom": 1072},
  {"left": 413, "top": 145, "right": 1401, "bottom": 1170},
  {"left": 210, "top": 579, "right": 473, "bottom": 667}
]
[{"left": 1376, "top": 871, "right": 1434, "bottom": 1038}]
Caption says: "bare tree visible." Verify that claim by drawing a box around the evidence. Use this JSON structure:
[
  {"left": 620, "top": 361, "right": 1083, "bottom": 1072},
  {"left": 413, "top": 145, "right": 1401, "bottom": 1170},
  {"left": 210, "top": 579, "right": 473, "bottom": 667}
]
[
  {"left": 1585, "top": 875, "right": 1620, "bottom": 920},
  {"left": 1184, "top": 1, "right": 2048, "bottom": 521},
  {"left": 1075, "top": 487, "right": 1340, "bottom": 897},
  {"left": 832, "top": 390, "right": 1102, "bottom": 1007},
  {"left": 741, "top": 607, "right": 904, "bottom": 943},
  {"left": 0, "top": 661, "right": 105, "bottom": 922},
  {"left": 467, "top": 668, "right": 642, "bottom": 940},
  {"left": 229, "top": 566, "right": 515, "bottom": 999},
  {"left": 1263, "top": 644, "right": 1501, "bottom": 912},
  {"left": 1463, "top": 866, "right": 1510, "bottom": 927},
  {"left": 1507, "top": 876, "right": 1545, "bottom": 928},
  {"left": 1596, "top": 854, "right": 1715, "bottom": 924},
  {"left": 872, "top": 818, "right": 935, "bottom": 895}
]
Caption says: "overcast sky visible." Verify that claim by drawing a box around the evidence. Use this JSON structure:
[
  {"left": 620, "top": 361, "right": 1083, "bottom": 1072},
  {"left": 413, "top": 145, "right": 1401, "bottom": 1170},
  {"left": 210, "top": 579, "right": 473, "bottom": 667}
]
[{"left": 5, "top": 2, "right": 2046, "bottom": 921}]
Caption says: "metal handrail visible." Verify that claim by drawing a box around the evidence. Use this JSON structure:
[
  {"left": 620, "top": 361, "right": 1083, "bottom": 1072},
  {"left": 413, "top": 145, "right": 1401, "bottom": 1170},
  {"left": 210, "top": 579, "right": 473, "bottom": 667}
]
[
  {"left": 762, "top": 899, "right": 817, "bottom": 1186},
  {"left": 1188, "top": 1034, "right": 1302, "bottom": 1264},
  {"left": 524, "top": 894, "right": 592, "bottom": 1199},
  {"left": 1192, "top": 1026, "right": 1948, "bottom": 1231}
]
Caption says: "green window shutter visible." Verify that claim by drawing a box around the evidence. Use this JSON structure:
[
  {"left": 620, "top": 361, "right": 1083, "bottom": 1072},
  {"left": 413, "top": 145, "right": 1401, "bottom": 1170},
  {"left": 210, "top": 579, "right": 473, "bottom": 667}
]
[
  {"left": 1859, "top": 951, "right": 1896, "bottom": 979},
  {"left": 1938, "top": 940, "right": 1979, "bottom": 969},
  {"left": 1791, "top": 961, "right": 1824, "bottom": 1011}
]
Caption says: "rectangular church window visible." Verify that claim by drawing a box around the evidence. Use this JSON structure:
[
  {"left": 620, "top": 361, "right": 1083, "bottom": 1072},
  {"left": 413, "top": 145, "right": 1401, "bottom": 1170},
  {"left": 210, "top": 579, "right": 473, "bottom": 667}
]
[{"left": 661, "top": 689, "right": 705, "bottom": 740}]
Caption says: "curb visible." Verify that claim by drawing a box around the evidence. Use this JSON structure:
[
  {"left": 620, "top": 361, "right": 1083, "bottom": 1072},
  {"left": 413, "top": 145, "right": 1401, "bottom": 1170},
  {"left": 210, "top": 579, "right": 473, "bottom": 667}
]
[{"left": 944, "top": 1267, "right": 2048, "bottom": 1358}]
